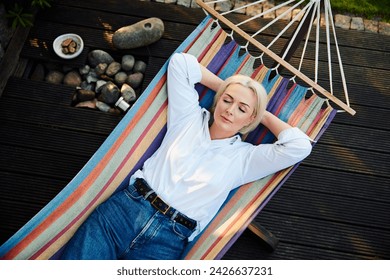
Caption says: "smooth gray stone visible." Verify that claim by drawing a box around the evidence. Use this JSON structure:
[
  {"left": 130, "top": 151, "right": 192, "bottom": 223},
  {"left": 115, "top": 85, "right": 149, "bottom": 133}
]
[
  {"left": 88, "top": 50, "right": 114, "bottom": 68},
  {"left": 112, "top": 17, "right": 164, "bottom": 49}
]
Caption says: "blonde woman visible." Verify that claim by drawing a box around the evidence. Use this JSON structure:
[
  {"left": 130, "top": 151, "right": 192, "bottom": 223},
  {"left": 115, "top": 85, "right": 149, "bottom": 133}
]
[{"left": 61, "top": 53, "right": 312, "bottom": 260}]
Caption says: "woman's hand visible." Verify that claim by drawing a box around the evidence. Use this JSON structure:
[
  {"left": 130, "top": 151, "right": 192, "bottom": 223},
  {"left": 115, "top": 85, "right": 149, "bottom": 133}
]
[
  {"left": 260, "top": 111, "right": 292, "bottom": 138},
  {"left": 199, "top": 64, "right": 223, "bottom": 92}
]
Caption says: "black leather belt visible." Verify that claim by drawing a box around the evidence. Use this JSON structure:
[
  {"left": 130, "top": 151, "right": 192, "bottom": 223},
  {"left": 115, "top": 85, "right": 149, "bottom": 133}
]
[{"left": 134, "top": 178, "right": 197, "bottom": 231}]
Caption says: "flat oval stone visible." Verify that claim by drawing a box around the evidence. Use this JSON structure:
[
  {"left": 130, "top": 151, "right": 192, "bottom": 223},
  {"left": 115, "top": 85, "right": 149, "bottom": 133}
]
[
  {"left": 112, "top": 17, "right": 164, "bottom": 49},
  {"left": 88, "top": 50, "right": 114, "bottom": 68}
]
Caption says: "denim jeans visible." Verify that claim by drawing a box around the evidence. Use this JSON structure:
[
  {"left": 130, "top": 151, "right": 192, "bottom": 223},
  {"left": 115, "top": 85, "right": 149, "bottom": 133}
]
[{"left": 60, "top": 183, "right": 195, "bottom": 260}]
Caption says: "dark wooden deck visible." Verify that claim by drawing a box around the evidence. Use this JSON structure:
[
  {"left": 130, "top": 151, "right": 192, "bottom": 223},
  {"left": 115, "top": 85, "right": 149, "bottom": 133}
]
[{"left": 0, "top": 0, "right": 389, "bottom": 259}]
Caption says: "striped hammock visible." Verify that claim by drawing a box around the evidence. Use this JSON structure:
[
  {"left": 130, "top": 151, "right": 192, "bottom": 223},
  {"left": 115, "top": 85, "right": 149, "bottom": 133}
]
[{"left": 0, "top": 14, "right": 337, "bottom": 259}]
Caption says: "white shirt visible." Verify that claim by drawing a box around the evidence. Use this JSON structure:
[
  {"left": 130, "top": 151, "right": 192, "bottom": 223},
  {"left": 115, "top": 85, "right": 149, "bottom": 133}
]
[{"left": 131, "top": 53, "right": 312, "bottom": 240}]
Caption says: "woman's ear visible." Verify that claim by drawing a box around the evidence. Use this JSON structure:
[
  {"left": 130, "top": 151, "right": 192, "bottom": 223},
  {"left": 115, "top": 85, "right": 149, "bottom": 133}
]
[{"left": 246, "top": 114, "right": 256, "bottom": 126}]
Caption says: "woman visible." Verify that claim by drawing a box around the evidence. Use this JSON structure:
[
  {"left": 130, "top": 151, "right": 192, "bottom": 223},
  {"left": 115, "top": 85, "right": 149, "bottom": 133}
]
[{"left": 61, "top": 53, "right": 312, "bottom": 260}]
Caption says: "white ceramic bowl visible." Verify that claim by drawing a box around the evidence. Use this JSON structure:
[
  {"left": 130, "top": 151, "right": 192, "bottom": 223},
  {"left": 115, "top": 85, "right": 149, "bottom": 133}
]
[{"left": 53, "top": 33, "right": 84, "bottom": 59}]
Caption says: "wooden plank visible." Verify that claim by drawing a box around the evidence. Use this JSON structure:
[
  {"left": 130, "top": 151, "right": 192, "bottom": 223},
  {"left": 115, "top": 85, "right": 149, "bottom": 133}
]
[
  {"left": 0, "top": 97, "right": 122, "bottom": 135},
  {"left": 223, "top": 231, "right": 370, "bottom": 259},
  {"left": 3, "top": 77, "right": 75, "bottom": 105},
  {"left": 56, "top": 0, "right": 206, "bottom": 26},
  {"left": 0, "top": 119, "right": 106, "bottom": 156},
  {"left": 260, "top": 187, "right": 390, "bottom": 230},
  {"left": 304, "top": 143, "right": 390, "bottom": 178},
  {"left": 254, "top": 212, "right": 390, "bottom": 259},
  {"left": 0, "top": 144, "right": 89, "bottom": 180},
  {"left": 0, "top": 26, "right": 31, "bottom": 97},
  {"left": 285, "top": 166, "right": 390, "bottom": 204},
  {"left": 322, "top": 124, "right": 390, "bottom": 154},
  {"left": 332, "top": 105, "right": 390, "bottom": 130},
  {"left": 0, "top": 171, "right": 67, "bottom": 208}
]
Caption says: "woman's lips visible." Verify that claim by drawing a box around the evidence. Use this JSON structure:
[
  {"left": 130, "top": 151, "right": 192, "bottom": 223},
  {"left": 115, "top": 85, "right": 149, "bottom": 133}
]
[{"left": 221, "top": 115, "right": 232, "bottom": 123}]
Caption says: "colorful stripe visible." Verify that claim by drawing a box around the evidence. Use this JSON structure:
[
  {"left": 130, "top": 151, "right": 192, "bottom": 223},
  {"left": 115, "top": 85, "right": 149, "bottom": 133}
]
[{"left": 0, "top": 15, "right": 337, "bottom": 260}]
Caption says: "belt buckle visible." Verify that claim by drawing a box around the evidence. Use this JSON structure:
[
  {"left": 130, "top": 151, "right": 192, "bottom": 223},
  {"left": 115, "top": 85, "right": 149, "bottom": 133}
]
[{"left": 151, "top": 196, "right": 170, "bottom": 215}]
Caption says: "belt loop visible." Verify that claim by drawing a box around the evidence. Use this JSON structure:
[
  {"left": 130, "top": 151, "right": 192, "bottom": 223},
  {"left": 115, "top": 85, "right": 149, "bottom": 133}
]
[
  {"left": 171, "top": 210, "right": 179, "bottom": 221},
  {"left": 144, "top": 190, "right": 155, "bottom": 199}
]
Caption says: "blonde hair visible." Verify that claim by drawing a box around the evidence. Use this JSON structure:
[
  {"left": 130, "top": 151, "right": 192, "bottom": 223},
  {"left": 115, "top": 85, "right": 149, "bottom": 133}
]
[{"left": 211, "top": 74, "right": 268, "bottom": 135}]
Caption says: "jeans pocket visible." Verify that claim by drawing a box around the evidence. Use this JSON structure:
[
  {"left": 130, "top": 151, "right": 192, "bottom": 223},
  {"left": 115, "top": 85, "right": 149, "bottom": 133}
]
[
  {"left": 171, "top": 221, "right": 194, "bottom": 240},
  {"left": 124, "top": 184, "right": 144, "bottom": 201}
]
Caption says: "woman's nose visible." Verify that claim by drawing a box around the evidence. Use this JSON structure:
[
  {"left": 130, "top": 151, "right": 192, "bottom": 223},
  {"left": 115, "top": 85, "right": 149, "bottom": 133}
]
[{"left": 226, "top": 106, "right": 233, "bottom": 115}]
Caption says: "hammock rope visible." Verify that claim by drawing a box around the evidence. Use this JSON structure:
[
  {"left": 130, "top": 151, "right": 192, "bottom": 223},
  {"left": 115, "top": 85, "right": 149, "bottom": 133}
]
[{"left": 198, "top": 0, "right": 354, "bottom": 115}]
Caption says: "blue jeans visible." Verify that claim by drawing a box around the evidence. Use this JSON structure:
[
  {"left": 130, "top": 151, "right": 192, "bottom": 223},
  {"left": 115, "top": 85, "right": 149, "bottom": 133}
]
[{"left": 60, "top": 183, "right": 195, "bottom": 260}]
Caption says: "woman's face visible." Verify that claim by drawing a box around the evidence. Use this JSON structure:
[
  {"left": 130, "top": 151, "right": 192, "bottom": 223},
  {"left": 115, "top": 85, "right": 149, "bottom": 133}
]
[{"left": 212, "top": 83, "right": 256, "bottom": 138}]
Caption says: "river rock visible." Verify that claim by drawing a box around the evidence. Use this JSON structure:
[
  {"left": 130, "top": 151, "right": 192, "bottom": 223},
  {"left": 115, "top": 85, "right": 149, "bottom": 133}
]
[
  {"left": 88, "top": 50, "right": 114, "bottom": 68},
  {"left": 77, "top": 89, "right": 95, "bottom": 102},
  {"left": 112, "top": 17, "right": 164, "bottom": 49},
  {"left": 80, "top": 80, "right": 94, "bottom": 91},
  {"left": 79, "top": 64, "right": 90, "bottom": 75},
  {"left": 63, "top": 70, "right": 82, "bottom": 87},
  {"left": 98, "top": 81, "right": 120, "bottom": 105},
  {"left": 95, "top": 80, "right": 108, "bottom": 93},
  {"left": 126, "top": 72, "right": 144, "bottom": 89},
  {"left": 121, "top": 84, "right": 137, "bottom": 103},
  {"left": 96, "top": 101, "right": 111, "bottom": 113},
  {"left": 115, "top": 72, "right": 128, "bottom": 85},
  {"left": 75, "top": 99, "right": 97, "bottom": 109},
  {"left": 46, "top": 70, "right": 64, "bottom": 84},
  {"left": 95, "top": 63, "right": 108, "bottom": 76},
  {"left": 106, "top": 61, "right": 121, "bottom": 76},
  {"left": 121, "top": 55, "right": 135, "bottom": 71},
  {"left": 133, "top": 60, "right": 147, "bottom": 73},
  {"left": 85, "top": 69, "right": 99, "bottom": 83}
]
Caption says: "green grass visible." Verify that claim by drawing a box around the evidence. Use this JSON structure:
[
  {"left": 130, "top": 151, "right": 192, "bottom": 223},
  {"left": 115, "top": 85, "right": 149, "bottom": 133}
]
[{"left": 330, "top": 0, "right": 390, "bottom": 22}]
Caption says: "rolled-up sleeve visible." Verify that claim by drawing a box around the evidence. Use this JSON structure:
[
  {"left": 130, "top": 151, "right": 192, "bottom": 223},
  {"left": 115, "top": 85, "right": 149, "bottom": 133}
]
[
  {"left": 167, "top": 53, "right": 202, "bottom": 128},
  {"left": 242, "top": 127, "right": 312, "bottom": 183}
]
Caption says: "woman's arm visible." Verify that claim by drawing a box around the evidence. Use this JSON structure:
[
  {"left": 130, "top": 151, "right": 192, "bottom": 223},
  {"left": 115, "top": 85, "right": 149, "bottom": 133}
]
[
  {"left": 261, "top": 111, "right": 292, "bottom": 138},
  {"left": 199, "top": 64, "right": 223, "bottom": 92}
]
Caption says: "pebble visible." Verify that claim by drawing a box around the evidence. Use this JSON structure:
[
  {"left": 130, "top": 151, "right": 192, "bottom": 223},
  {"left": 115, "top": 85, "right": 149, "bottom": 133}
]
[
  {"left": 95, "top": 63, "right": 108, "bottom": 76},
  {"left": 114, "top": 72, "right": 128, "bottom": 85},
  {"left": 95, "top": 80, "right": 108, "bottom": 93},
  {"left": 98, "top": 81, "right": 120, "bottom": 105},
  {"left": 121, "top": 55, "right": 135, "bottom": 71},
  {"left": 121, "top": 83, "right": 137, "bottom": 103},
  {"left": 88, "top": 49, "right": 114, "bottom": 68},
  {"left": 75, "top": 99, "right": 97, "bottom": 109},
  {"left": 63, "top": 71, "right": 82, "bottom": 87},
  {"left": 77, "top": 89, "right": 96, "bottom": 102},
  {"left": 127, "top": 72, "right": 144, "bottom": 89},
  {"left": 79, "top": 64, "right": 90, "bottom": 75},
  {"left": 106, "top": 61, "right": 121, "bottom": 76},
  {"left": 133, "top": 60, "right": 147, "bottom": 73},
  {"left": 85, "top": 70, "right": 99, "bottom": 83},
  {"left": 45, "top": 70, "right": 64, "bottom": 84},
  {"left": 96, "top": 101, "right": 112, "bottom": 112}
]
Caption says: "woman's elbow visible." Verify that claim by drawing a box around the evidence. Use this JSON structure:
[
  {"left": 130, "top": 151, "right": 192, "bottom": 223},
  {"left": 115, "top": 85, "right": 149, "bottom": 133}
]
[{"left": 297, "top": 139, "right": 313, "bottom": 161}]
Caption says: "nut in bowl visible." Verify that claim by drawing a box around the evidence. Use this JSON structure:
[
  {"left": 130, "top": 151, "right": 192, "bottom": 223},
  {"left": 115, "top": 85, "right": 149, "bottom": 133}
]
[{"left": 53, "top": 34, "right": 84, "bottom": 59}]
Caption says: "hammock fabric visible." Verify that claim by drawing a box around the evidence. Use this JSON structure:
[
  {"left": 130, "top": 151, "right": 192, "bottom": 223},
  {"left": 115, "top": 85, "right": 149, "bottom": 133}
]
[{"left": 0, "top": 15, "right": 336, "bottom": 260}]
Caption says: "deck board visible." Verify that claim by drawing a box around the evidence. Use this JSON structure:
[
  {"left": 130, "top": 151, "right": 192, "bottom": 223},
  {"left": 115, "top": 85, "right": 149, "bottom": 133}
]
[{"left": 0, "top": 0, "right": 389, "bottom": 260}]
